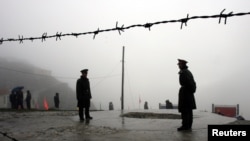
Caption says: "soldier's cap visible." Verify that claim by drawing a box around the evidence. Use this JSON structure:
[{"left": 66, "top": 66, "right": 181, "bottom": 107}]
[
  {"left": 80, "top": 69, "right": 88, "bottom": 73},
  {"left": 177, "top": 59, "right": 188, "bottom": 64}
]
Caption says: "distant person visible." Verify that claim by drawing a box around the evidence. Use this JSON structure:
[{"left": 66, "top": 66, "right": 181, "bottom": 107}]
[
  {"left": 109, "top": 102, "right": 114, "bottom": 110},
  {"left": 177, "top": 59, "right": 197, "bottom": 131},
  {"left": 165, "top": 99, "right": 173, "bottom": 109},
  {"left": 9, "top": 91, "right": 17, "bottom": 109},
  {"left": 16, "top": 87, "right": 24, "bottom": 109},
  {"left": 76, "top": 69, "right": 93, "bottom": 121},
  {"left": 54, "top": 93, "right": 60, "bottom": 108},
  {"left": 144, "top": 101, "right": 149, "bottom": 110},
  {"left": 25, "top": 90, "right": 32, "bottom": 109}
]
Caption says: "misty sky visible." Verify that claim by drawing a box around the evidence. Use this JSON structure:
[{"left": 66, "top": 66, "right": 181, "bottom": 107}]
[{"left": 1, "top": 0, "right": 250, "bottom": 119}]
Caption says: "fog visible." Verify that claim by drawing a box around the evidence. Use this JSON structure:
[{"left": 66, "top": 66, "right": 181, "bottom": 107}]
[{"left": 1, "top": 0, "right": 250, "bottom": 119}]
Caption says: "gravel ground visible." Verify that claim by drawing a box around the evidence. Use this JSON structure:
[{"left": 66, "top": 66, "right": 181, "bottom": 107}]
[
  {"left": 0, "top": 110, "right": 249, "bottom": 141},
  {"left": 0, "top": 110, "right": 125, "bottom": 141}
]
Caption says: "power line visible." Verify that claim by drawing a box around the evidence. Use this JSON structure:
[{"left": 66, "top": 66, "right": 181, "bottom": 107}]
[
  {"left": 0, "top": 9, "right": 249, "bottom": 45},
  {"left": 91, "top": 61, "right": 121, "bottom": 89},
  {"left": 0, "top": 65, "right": 120, "bottom": 81}
]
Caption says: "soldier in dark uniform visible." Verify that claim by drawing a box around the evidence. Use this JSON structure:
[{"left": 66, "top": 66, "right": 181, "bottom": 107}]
[
  {"left": 166, "top": 99, "right": 173, "bottom": 109},
  {"left": 26, "top": 90, "right": 32, "bottom": 109},
  {"left": 10, "top": 91, "right": 17, "bottom": 109},
  {"left": 144, "top": 101, "right": 149, "bottom": 110},
  {"left": 16, "top": 87, "right": 24, "bottom": 109},
  {"left": 177, "top": 59, "right": 197, "bottom": 131},
  {"left": 76, "top": 69, "right": 93, "bottom": 121},
  {"left": 54, "top": 93, "right": 60, "bottom": 108},
  {"left": 109, "top": 102, "right": 114, "bottom": 110}
]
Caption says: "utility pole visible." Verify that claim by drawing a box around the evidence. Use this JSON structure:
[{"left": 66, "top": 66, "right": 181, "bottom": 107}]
[{"left": 121, "top": 46, "right": 125, "bottom": 110}]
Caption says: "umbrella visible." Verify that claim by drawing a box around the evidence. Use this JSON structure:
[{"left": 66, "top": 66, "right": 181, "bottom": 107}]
[{"left": 11, "top": 86, "right": 24, "bottom": 93}]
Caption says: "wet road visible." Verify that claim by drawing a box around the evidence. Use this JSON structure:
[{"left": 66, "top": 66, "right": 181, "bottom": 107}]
[{"left": 0, "top": 109, "right": 236, "bottom": 141}]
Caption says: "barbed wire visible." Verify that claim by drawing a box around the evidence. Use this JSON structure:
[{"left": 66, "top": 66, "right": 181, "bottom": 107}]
[{"left": 0, "top": 9, "right": 250, "bottom": 45}]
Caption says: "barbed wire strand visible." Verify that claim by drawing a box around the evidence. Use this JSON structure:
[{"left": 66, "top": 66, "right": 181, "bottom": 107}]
[{"left": 0, "top": 9, "right": 250, "bottom": 45}]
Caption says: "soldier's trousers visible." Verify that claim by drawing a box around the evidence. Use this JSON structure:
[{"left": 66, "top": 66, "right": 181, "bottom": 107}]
[
  {"left": 181, "top": 109, "right": 193, "bottom": 129},
  {"left": 78, "top": 106, "right": 90, "bottom": 120}
]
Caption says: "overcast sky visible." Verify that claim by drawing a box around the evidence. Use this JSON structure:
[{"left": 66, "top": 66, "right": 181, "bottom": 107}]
[{"left": 1, "top": 0, "right": 250, "bottom": 119}]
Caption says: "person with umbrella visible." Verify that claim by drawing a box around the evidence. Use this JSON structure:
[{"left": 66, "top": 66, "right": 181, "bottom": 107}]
[
  {"left": 12, "top": 86, "right": 24, "bottom": 109},
  {"left": 10, "top": 86, "right": 24, "bottom": 109},
  {"left": 9, "top": 90, "right": 17, "bottom": 109}
]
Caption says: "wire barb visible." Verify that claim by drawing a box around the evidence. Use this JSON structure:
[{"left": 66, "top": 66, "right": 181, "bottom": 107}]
[
  {"left": 29, "top": 37, "right": 34, "bottom": 42},
  {"left": 56, "top": 32, "right": 62, "bottom": 41},
  {"left": 93, "top": 28, "right": 99, "bottom": 39},
  {"left": 225, "top": 11, "right": 234, "bottom": 24},
  {"left": 116, "top": 21, "right": 124, "bottom": 35},
  {"left": 0, "top": 38, "right": 3, "bottom": 45},
  {"left": 72, "top": 33, "right": 79, "bottom": 38},
  {"left": 144, "top": 23, "right": 153, "bottom": 31},
  {"left": 180, "top": 14, "right": 189, "bottom": 29},
  {"left": 41, "top": 33, "right": 47, "bottom": 42},
  {"left": 218, "top": 9, "right": 233, "bottom": 24},
  {"left": 18, "top": 35, "right": 24, "bottom": 44}
]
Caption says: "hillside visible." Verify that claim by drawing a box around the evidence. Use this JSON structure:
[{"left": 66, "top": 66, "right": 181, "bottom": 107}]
[{"left": 0, "top": 58, "right": 96, "bottom": 110}]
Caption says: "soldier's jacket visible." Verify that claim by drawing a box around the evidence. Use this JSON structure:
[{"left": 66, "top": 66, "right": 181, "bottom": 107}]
[
  {"left": 178, "top": 68, "right": 196, "bottom": 112},
  {"left": 76, "top": 76, "right": 92, "bottom": 108}
]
